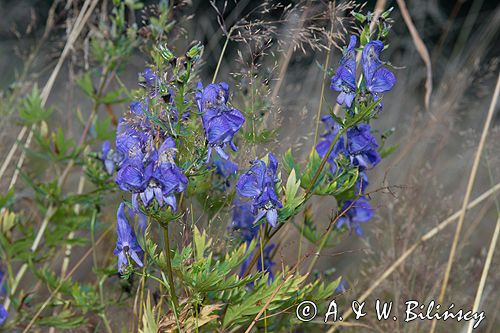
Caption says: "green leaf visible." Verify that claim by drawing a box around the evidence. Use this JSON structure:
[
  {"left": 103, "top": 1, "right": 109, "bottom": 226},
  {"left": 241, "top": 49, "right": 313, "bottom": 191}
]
[
  {"left": 193, "top": 226, "right": 212, "bottom": 262},
  {"left": 19, "top": 85, "right": 54, "bottom": 125},
  {"left": 77, "top": 72, "right": 95, "bottom": 98},
  {"left": 360, "top": 25, "right": 370, "bottom": 46}
]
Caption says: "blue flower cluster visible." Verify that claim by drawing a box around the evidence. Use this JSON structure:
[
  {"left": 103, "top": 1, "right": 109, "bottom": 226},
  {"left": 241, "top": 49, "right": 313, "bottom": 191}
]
[
  {"left": 103, "top": 68, "right": 191, "bottom": 273},
  {"left": 236, "top": 153, "right": 283, "bottom": 228},
  {"left": 331, "top": 36, "right": 396, "bottom": 109},
  {"left": 323, "top": 36, "right": 396, "bottom": 236},
  {"left": 196, "top": 82, "right": 245, "bottom": 162}
]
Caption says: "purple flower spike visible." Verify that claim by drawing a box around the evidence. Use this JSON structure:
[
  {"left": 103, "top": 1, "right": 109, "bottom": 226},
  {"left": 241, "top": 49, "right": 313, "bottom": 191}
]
[
  {"left": 331, "top": 35, "right": 357, "bottom": 108},
  {"left": 236, "top": 153, "right": 282, "bottom": 227},
  {"left": 196, "top": 82, "right": 245, "bottom": 162},
  {"left": 114, "top": 203, "right": 144, "bottom": 273},
  {"left": 336, "top": 197, "right": 374, "bottom": 236}
]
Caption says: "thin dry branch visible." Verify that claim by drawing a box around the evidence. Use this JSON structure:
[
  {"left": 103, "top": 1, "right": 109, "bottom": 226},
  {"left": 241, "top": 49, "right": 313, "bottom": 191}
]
[{"left": 396, "top": 0, "right": 433, "bottom": 113}]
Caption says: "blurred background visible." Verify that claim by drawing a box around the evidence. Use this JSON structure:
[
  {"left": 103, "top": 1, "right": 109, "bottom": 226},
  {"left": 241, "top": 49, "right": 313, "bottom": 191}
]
[{"left": 1, "top": 0, "right": 499, "bottom": 331}]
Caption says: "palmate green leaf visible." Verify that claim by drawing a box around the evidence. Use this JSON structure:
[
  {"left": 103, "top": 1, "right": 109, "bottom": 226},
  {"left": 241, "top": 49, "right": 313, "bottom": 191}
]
[
  {"left": 301, "top": 150, "right": 322, "bottom": 190},
  {"left": 77, "top": 72, "right": 95, "bottom": 98},
  {"left": 222, "top": 269, "right": 308, "bottom": 329},
  {"left": 280, "top": 169, "right": 304, "bottom": 221},
  {"left": 177, "top": 239, "right": 257, "bottom": 293},
  {"left": 19, "top": 85, "right": 54, "bottom": 125},
  {"left": 36, "top": 309, "right": 85, "bottom": 329},
  {"left": 94, "top": 115, "right": 115, "bottom": 141},
  {"left": 312, "top": 277, "right": 342, "bottom": 301},
  {"left": 193, "top": 226, "right": 212, "bottom": 262},
  {"left": 315, "top": 168, "right": 359, "bottom": 196}
]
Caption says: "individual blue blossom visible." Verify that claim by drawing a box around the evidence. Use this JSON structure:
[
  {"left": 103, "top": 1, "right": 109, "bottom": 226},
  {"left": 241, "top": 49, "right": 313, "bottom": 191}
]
[
  {"left": 114, "top": 203, "right": 144, "bottom": 273},
  {"left": 336, "top": 197, "right": 374, "bottom": 236},
  {"left": 315, "top": 115, "right": 346, "bottom": 173},
  {"left": 331, "top": 35, "right": 357, "bottom": 108},
  {"left": 336, "top": 279, "right": 348, "bottom": 293},
  {"left": 346, "top": 124, "right": 381, "bottom": 170},
  {"left": 100, "top": 140, "right": 124, "bottom": 175},
  {"left": 236, "top": 153, "right": 282, "bottom": 227},
  {"left": 0, "top": 305, "right": 7, "bottom": 326},
  {"left": 214, "top": 158, "right": 239, "bottom": 187},
  {"left": 362, "top": 40, "right": 396, "bottom": 102},
  {"left": 240, "top": 243, "right": 276, "bottom": 283},
  {"left": 231, "top": 201, "right": 258, "bottom": 243},
  {"left": 196, "top": 82, "right": 245, "bottom": 162}
]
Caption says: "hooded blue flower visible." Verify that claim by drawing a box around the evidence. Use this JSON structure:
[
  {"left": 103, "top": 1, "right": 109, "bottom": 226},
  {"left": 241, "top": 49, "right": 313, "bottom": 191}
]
[
  {"left": 0, "top": 305, "right": 7, "bottom": 326},
  {"left": 346, "top": 124, "right": 381, "bottom": 170},
  {"left": 114, "top": 203, "right": 144, "bottom": 273},
  {"left": 130, "top": 138, "right": 188, "bottom": 212},
  {"left": 362, "top": 40, "right": 396, "bottom": 102},
  {"left": 315, "top": 115, "right": 346, "bottom": 174},
  {"left": 196, "top": 82, "right": 245, "bottom": 162},
  {"left": 240, "top": 243, "right": 276, "bottom": 283},
  {"left": 231, "top": 201, "right": 259, "bottom": 243},
  {"left": 236, "top": 153, "right": 282, "bottom": 227},
  {"left": 331, "top": 35, "right": 357, "bottom": 108},
  {"left": 336, "top": 197, "right": 374, "bottom": 236}
]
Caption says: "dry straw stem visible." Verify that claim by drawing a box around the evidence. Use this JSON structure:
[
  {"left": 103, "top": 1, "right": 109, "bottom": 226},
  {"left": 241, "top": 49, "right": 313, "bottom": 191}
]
[
  {"left": 432, "top": 72, "right": 500, "bottom": 332},
  {"left": 396, "top": 0, "right": 433, "bottom": 113},
  {"left": 325, "top": 180, "right": 500, "bottom": 333},
  {"left": 0, "top": 0, "right": 99, "bottom": 190},
  {"left": 466, "top": 215, "right": 500, "bottom": 333}
]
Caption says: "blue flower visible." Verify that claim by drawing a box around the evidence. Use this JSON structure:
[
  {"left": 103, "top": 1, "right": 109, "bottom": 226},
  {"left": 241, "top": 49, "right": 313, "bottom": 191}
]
[
  {"left": 346, "top": 124, "right": 381, "bottom": 170},
  {"left": 114, "top": 203, "right": 144, "bottom": 273},
  {"left": 196, "top": 82, "right": 245, "bottom": 162},
  {"left": 315, "top": 116, "right": 346, "bottom": 173},
  {"left": 331, "top": 35, "right": 357, "bottom": 108},
  {"left": 142, "top": 68, "right": 160, "bottom": 97},
  {"left": 362, "top": 40, "right": 396, "bottom": 101},
  {"left": 240, "top": 243, "right": 276, "bottom": 283},
  {"left": 336, "top": 197, "right": 374, "bottom": 236},
  {"left": 231, "top": 201, "right": 259, "bottom": 243},
  {"left": 0, "top": 305, "right": 7, "bottom": 326},
  {"left": 0, "top": 269, "right": 6, "bottom": 295},
  {"left": 336, "top": 279, "right": 348, "bottom": 293},
  {"left": 214, "top": 158, "right": 239, "bottom": 187},
  {"left": 236, "top": 153, "right": 282, "bottom": 227},
  {"left": 100, "top": 140, "right": 124, "bottom": 175}
]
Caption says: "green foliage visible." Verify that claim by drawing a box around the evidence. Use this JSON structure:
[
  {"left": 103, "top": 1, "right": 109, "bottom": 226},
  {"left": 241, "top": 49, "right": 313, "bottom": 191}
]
[{"left": 19, "top": 85, "right": 53, "bottom": 125}]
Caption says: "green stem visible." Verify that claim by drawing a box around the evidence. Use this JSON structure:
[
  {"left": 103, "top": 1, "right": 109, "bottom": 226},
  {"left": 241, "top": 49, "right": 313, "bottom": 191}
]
[{"left": 163, "top": 226, "right": 179, "bottom": 312}]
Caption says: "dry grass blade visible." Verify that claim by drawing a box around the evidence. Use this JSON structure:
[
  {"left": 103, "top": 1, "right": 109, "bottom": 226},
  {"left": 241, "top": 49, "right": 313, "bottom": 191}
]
[
  {"left": 396, "top": 0, "right": 433, "bottom": 113},
  {"left": 433, "top": 72, "right": 500, "bottom": 331},
  {"left": 325, "top": 180, "right": 500, "bottom": 333},
  {"left": 465, "top": 215, "right": 500, "bottom": 333}
]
